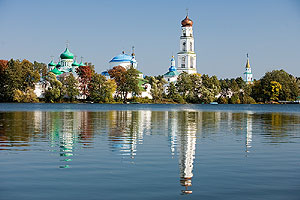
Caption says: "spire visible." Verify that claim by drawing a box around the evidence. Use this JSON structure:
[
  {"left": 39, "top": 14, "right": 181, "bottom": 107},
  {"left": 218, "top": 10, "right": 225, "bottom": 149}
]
[
  {"left": 246, "top": 54, "right": 250, "bottom": 69},
  {"left": 131, "top": 46, "right": 135, "bottom": 57}
]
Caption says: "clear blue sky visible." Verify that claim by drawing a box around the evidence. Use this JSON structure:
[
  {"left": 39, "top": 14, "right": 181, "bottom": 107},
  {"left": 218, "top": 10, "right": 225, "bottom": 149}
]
[{"left": 0, "top": 0, "right": 299, "bottom": 79}]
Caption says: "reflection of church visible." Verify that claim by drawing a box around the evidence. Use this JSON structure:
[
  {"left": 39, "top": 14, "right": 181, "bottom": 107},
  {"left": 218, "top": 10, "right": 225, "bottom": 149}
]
[{"left": 178, "top": 113, "right": 197, "bottom": 194}]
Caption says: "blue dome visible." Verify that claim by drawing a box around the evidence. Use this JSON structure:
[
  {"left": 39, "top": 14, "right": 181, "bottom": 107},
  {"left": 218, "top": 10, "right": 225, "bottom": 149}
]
[
  {"left": 110, "top": 53, "right": 133, "bottom": 63},
  {"left": 169, "top": 66, "right": 176, "bottom": 72},
  {"left": 101, "top": 71, "right": 110, "bottom": 76}
]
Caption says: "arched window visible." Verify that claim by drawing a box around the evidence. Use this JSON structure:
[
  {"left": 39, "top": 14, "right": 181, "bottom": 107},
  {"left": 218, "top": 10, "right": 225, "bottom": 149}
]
[
  {"left": 190, "top": 57, "right": 194, "bottom": 68},
  {"left": 181, "top": 57, "right": 186, "bottom": 68},
  {"left": 183, "top": 42, "right": 186, "bottom": 51},
  {"left": 190, "top": 42, "right": 193, "bottom": 51}
]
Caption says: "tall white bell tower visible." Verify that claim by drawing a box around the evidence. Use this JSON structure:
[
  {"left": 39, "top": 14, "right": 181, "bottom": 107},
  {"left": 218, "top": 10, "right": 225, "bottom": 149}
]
[{"left": 177, "top": 13, "right": 197, "bottom": 74}]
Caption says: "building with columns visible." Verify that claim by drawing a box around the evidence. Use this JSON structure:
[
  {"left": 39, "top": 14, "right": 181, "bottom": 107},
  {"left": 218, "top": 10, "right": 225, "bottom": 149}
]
[{"left": 177, "top": 15, "right": 197, "bottom": 74}]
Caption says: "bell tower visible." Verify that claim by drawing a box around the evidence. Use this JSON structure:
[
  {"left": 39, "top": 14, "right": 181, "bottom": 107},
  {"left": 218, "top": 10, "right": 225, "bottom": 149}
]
[{"left": 177, "top": 12, "right": 197, "bottom": 74}]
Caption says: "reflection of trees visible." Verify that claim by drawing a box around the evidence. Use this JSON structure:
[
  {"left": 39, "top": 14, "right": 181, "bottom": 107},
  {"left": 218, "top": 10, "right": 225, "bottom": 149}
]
[
  {"left": 257, "top": 113, "right": 300, "bottom": 143},
  {"left": 107, "top": 111, "right": 151, "bottom": 158},
  {"left": 0, "top": 112, "right": 37, "bottom": 150}
]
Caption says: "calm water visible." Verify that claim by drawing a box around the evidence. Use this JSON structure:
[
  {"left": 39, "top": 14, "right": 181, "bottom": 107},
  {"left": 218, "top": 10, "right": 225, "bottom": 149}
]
[{"left": 0, "top": 103, "right": 300, "bottom": 200}]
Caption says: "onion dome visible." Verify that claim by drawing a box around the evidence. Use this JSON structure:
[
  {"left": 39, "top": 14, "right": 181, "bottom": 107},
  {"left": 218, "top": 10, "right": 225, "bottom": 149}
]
[
  {"left": 72, "top": 60, "right": 80, "bottom": 67},
  {"left": 48, "top": 60, "right": 56, "bottom": 67},
  {"left": 60, "top": 48, "right": 74, "bottom": 60},
  {"left": 181, "top": 15, "right": 193, "bottom": 27},
  {"left": 56, "top": 61, "right": 61, "bottom": 68},
  {"left": 79, "top": 61, "right": 85, "bottom": 67}
]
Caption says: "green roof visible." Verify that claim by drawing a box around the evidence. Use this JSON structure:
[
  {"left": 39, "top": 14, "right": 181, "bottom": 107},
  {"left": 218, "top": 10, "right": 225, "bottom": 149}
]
[
  {"left": 50, "top": 68, "right": 63, "bottom": 75},
  {"left": 56, "top": 61, "right": 61, "bottom": 67},
  {"left": 60, "top": 48, "right": 74, "bottom": 60},
  {"left": 48, "top": 60, "right": 56, "bottom": 66},
  {"left": 79, "top": 61, "right": 85, "bottom": 66},
  {"left": 138, "top": 79, "right": 148, "bottom": 92},
  {"left": 164, "top": 71, "right": 179, "bottom": 77},
  {"left": 72, "top": 60, "right": 80, "bottom": 66}
]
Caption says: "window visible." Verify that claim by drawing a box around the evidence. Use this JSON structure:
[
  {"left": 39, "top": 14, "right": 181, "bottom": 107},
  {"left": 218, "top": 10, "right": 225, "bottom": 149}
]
[
  {"left": 181, "top": 64, "right": 185, "bottom": 68},
  {"left": 182, "top": 42, "right": 186, "bottom": 51},
  {"left": 190, "top": 42, "right": 193, "bottom": 51},
  {"left": 190, "top": 57, "right": 194, "bottom": 68}
]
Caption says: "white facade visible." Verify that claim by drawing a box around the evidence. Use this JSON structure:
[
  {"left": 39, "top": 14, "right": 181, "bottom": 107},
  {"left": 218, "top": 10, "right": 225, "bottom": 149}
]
[
  {"left": 177, "top": 21, "right": 197, "bottom": 74},
  {"left": 244, "top": 58, "right": 253, "bottom": 84},
  {"left": 60, "top": 59, "right": 73, "bottom": 72}
]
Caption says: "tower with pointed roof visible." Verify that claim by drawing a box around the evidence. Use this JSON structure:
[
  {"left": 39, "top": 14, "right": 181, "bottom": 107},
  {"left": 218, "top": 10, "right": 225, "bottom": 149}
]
[
  {"left": 177, "top": 13, "right": 197, "bottom": 74},
  {"left": 164, "top": 56, "right": 179, "bottom": 83},
  {"left": 244, "top": 54, "right": 253, "bottom": 84}
]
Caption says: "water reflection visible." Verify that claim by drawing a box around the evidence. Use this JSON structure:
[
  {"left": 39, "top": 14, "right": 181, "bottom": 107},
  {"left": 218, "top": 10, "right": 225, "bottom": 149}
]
[{"left": 1, "top": 109, "right": 300, "bottom": 194}]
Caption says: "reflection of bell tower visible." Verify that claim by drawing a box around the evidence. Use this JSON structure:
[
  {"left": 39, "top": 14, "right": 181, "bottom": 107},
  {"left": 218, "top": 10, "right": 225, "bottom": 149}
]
[
  {"left": 245, "top": 113, "right": 253, "bottom": 155},
  {"left": 178, "top": 126, "right": 197, "bottom": 194}
]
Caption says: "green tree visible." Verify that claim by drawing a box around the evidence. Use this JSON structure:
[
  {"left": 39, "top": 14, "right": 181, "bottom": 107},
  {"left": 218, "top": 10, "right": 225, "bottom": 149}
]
[
  {"left": 61, "top": 73, "right": 80, "bottom": 102},
  {"left": 251, "top": 70, "right": 299, "bottom": 102},
  {"left": 89, "top": 73, "right": 116, "bottom": 103},
  {"left": 199, "top": 75, "right": 221, "bottom": 103},
  {"left": 44, "top": 72, "right": 63, "bottom": 102},
  {"left": 176, "top": 72, "right": 193, "bottom": 100},
  {"left": 108, "top": 66, "right": 140, "bottom": 103},
  {"left": 0, "top": 59, "right": 40, "bottom": 102},
  {"left": 149, "top": 76, "right": 167, "bottom": 102},
  {"left": 167, "top": 82, "right": 184, "bottom": 103}
]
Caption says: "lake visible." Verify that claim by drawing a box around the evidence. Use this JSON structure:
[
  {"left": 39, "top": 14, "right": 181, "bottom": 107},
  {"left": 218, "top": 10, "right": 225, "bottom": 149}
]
[{"left": 0, "top": 103, "right": 300, "bottom": 200}]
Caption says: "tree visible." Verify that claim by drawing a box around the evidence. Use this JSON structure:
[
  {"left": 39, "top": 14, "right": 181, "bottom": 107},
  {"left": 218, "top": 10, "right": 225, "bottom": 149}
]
[
  {"left": 44, "top": 72, "right": 63, "bottom": 102},
  {"left": 199, "top": 75, "right": 221, "bottom": 103},
  {"left": 33, "top": 61, "right": 47, "bottom": 78},
  {"left": 108, "top": 66, "right": 140, "bottom": 103},
  {"left": 0, "top": 59, "right": 40, "bottom": 102},
  {"left": 76, "top": 65, "right": 93, "bottom": 98},
  {"left": 89, "top": 73, "right": 116, "bottom": 103},
  {"left": 251, "top": 70, "right": 299, "bottom": 102},
  {"left": 61, "top": 73, "right": 80, "bottom": 102},
  {"left": 149, "top": 76, "right": 167, "bottom": 102},
  {"left": 270, "top": 81, "right": 282, "bottom": 102},
  {"left": 167, "top": 82, "right": 184, "bottom": 103},
  {"left": 0, "top": 60, "right": 8, "bottom": 101},
  {"left": 13, "top": 87, "right": 38, "bottom": 103},
  {"left": 176, "top": 72, "right": 193, "bottom": 99}
]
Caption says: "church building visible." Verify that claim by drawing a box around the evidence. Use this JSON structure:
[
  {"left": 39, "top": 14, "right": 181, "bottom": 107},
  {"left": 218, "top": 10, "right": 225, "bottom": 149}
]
[
  {"left": 163, "top": 56, "right": 179, "bottom": 83},
  {"left": 177, "top": 14, "right": 197, "bottom": 74}
]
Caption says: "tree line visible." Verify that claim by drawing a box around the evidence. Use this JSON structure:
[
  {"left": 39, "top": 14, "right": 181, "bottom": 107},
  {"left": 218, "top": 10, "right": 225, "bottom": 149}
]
[{"left": 0, "top": 59, "right": 299, "bottom": 104}]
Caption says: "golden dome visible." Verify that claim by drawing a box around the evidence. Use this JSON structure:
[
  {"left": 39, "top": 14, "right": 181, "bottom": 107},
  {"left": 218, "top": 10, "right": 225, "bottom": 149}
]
[{"left": 181, "top": 15, "right": 193, "bottom": 27}]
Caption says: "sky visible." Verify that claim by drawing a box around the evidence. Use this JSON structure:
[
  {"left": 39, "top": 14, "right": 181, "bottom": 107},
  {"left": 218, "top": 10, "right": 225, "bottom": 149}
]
[{"left": 0, "top": 0, "right": 299, "bottom": 79}]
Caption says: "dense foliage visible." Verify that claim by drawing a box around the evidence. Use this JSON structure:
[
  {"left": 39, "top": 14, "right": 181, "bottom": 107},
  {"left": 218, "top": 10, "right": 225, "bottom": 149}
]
[{"left": 0, "top": 58, "right": 299, "bottom": 104}]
